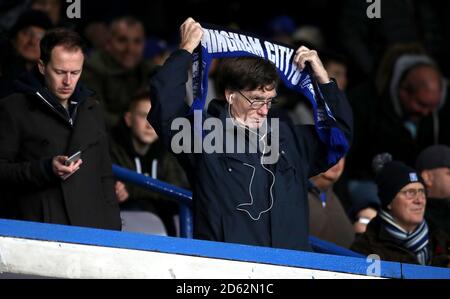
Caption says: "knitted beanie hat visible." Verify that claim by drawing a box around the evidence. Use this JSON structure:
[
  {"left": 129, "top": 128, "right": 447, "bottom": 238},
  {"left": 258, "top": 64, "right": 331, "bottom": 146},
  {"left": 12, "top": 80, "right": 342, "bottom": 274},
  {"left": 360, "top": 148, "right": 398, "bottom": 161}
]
[{"left": 373, "top": 154, "right": 423, "bottom": 208}]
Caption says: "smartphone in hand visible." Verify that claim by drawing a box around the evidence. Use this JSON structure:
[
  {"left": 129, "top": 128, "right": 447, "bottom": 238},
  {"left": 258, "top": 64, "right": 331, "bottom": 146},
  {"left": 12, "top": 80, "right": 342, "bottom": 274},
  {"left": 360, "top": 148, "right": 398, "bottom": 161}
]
[{"left": 65, "top": 150, "right": 82, "bottom": 166}]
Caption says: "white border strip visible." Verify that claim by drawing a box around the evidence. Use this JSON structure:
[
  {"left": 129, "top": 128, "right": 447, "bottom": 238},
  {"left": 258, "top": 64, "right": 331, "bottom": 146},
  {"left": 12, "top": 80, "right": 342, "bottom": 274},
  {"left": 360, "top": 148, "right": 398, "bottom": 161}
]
[{"left": 0, "top": 237, "right": 378, "bottom": 279}]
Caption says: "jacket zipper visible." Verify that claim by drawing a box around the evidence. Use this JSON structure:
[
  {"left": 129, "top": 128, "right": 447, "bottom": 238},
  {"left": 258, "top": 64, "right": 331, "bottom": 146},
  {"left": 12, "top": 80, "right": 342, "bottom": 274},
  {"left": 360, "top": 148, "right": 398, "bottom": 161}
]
[{"left": 36, "top": 91, "right": 73, "bottom": 127}]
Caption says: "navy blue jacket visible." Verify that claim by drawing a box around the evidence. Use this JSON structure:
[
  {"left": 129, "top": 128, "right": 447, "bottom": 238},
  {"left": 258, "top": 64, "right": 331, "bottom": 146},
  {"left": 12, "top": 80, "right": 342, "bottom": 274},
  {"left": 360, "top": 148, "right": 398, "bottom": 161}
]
[{"left": 149, "top": 49, "right": 353, "bottom": 251}]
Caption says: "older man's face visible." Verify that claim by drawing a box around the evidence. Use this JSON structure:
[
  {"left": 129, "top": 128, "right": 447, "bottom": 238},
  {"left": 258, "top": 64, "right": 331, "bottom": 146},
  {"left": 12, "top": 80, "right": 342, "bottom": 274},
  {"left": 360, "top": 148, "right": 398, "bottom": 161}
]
[
  {"left": 228, "top": 85, "right": 277, "bottom": 129},
  {"left": 108, "top": 22, "right": 145, "bottom": 70},
  {"left": 389, "top": 182, "right": 426, "bottom": 233}
]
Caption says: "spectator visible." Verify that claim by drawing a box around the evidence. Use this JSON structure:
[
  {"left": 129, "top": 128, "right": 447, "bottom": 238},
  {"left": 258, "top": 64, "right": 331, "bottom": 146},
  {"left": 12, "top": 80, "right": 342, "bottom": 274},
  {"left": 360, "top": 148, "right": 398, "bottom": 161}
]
[
  {"left": 347, "top": 187, "right": 379, "bottom": 235},
  {"left": 0, "top": 9, "right": 52, "bottom": 98},
  {"left": 290, "top": 50, "right": 349, "bottom": 126},
  {"left": 351, "top": 205, "right": 378, "bottom": 235},
  {"left": 416, "top": 145, "right": 450, "bottom": 235},
  {"left": 346, "top": 154, "right": 383, "bottom": 235},
  {"left": 292, "top": 25, "right": 326, "bottom": 51},
  {"left": 110, "top": 88, "right": 188, "bottom": 236},
  {"left": 265, "top": 15, "right": 296, "bottom": 45},
  {"left": 321, "top": 50, "right": 348, "bottom": 91},
  {"left": 346, "top": 48, "right": 450, "bottom": 208},
  {"left": 148, "top": 18, "right": 352, "bottom": 251},
  {"left": 351, "top": 160, "right": 450, "bottom": 267},
  {"left": 308, "top": 158, "right": 355, "bottom": 248},
  {"left": 0, "top": 28, "right": 121, "bottom": 230},
  {"left": 81, "top": 16, "right": 156, "bottom": 128},
  {"left": 144, "top": 38, "right": 173, "bottom": 66},
  {"left": 81, "top": 21, "right": 111, "bottom": 55}
]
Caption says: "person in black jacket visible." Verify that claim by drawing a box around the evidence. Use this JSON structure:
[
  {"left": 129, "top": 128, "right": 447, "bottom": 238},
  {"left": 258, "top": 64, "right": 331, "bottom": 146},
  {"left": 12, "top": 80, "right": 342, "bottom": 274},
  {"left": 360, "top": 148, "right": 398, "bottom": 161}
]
[
  {"left": 0, "top": 10, "right": 53, "bottom": 98},
  {"left": 416, "top": 145, "right": 450, "bottom": 235},
  {"left": 148, "top": 18, "right": 353, "bottom": 251},
  {"left": 351, "top": 160, "right": 450, "bottom": 267},
  {"left": 110, "top": 88, "right": 189, "bottom": 236},
  {"left": 0, "top": 28, "right": 121, "bottom": 230}
]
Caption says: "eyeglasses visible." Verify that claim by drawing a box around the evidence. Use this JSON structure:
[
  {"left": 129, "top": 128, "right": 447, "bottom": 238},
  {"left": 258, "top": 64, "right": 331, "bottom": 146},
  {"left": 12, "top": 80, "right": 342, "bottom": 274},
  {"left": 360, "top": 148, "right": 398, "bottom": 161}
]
[
  {"left": 237, "top": 90, "right": 277, "bottom": 110},
  {"left": 398, "top": 188, "right": 426, "bottom": 199}
]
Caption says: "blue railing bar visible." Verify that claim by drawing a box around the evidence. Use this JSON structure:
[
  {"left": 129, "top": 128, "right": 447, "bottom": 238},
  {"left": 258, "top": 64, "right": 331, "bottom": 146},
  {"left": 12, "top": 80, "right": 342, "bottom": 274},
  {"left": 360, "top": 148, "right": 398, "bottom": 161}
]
[
  {"left": 0, "top": 218, "right": 407, "bottom": 278},
  {"left": 112, "top": 164, "right": 192, "bottom": 206},
  {"left": 309, "top": 236, "right": 365, "bottom": 258},
  {"left": 112, "top": 163, "right": 364, "bottom": 256},
  {"left": 179, "top": 204, "right": 193, "bottom": 239},
  {"left": 112, "top": 164, "right": 194, "bottom": 238}
]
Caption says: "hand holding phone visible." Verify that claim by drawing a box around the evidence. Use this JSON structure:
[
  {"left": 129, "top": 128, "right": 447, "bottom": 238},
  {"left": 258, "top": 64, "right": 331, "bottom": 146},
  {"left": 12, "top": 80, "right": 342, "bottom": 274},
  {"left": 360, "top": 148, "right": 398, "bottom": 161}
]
[
  {"left": 52, "top": 152, "right": 83, "bottom": 181},
  {"left": 65, "top": 150, "right": 82, "bottom": 166}
]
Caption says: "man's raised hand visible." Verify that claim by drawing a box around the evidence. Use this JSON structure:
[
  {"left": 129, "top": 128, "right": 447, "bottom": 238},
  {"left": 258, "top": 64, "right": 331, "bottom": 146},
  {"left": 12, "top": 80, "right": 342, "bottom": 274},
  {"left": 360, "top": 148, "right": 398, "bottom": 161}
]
[{"left": 179, "top": 17, "right": 204, "bottom": 54}]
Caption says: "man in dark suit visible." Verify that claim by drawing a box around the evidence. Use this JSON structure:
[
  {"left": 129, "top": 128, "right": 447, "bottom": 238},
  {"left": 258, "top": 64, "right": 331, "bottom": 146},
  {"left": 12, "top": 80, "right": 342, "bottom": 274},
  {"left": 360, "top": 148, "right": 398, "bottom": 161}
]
[{"left": 0, "top": 28, "right": 121, "bottom": 230}]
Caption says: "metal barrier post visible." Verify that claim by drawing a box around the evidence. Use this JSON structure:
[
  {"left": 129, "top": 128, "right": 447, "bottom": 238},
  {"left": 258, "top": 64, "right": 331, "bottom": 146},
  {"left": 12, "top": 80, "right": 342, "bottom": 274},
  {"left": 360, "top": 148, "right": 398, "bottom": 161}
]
[
  {"left": 112, "top": 164, "right": 364, "bottom": 257},
  {"left": 179, "top": 203, "right": 193, "bottom": 238},
  {"left": 112, "top": 164, "right": 193, "bottom": 238}
]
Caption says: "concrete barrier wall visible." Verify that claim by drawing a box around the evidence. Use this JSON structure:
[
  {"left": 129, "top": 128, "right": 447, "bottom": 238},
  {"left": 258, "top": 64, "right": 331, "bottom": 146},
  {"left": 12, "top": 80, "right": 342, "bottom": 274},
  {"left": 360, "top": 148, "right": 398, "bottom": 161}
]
[{"left": 0, "top": 219, "right": 449, "bottom": 279}]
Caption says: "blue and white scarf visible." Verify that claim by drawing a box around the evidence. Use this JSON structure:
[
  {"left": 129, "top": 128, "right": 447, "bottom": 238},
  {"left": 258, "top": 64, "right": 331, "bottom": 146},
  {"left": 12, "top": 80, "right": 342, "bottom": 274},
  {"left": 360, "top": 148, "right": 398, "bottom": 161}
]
[
  {"left": 379, "top": 210, "right": 430, "bottom": 265},
  {"left": 191, "top": 23, "right": 349, "bottom": 165}
]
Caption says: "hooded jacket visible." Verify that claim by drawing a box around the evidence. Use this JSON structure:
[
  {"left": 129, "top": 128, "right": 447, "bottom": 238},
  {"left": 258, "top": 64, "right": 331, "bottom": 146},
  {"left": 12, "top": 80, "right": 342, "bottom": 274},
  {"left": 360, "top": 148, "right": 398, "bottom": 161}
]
[
  {"left": 0, "top": 69, "right": 121, "bottom": 230},
  {"left": 148, "top": 49, "right": 353, "bottom": 251},
  {"left": 389, "top": 55, "right": 447, "bottom": 143},
  {"left": 346, "top": 56, "right": 450, "bottom": 180}
]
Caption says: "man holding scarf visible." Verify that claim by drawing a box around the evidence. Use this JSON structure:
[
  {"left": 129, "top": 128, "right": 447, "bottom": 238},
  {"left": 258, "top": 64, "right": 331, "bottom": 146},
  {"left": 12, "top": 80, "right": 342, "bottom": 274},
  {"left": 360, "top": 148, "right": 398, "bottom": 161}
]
[{"left": 148, "top": 18, "right": 353, "bottom": 251}]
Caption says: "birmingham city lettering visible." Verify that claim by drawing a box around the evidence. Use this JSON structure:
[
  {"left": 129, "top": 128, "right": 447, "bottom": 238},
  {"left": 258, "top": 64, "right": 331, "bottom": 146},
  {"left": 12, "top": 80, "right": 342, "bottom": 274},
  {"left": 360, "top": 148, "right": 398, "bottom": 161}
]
[{"left": 202, "top": 29, "right": 302, "bottom": 85}]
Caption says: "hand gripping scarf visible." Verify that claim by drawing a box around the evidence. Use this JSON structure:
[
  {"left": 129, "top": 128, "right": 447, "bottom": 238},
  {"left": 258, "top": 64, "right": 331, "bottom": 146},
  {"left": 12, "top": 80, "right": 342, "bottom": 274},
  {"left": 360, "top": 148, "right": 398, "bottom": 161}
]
[{"left": 191, "top": 23, "right": 349, "bottom": 165}]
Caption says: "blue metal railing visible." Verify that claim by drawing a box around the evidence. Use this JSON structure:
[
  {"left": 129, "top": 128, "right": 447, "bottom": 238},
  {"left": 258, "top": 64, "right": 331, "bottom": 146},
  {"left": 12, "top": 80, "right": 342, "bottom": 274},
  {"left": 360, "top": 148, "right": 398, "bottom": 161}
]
[
  {"left": 309, "top": 236, "right": 363, "bottom": 258},
  {"left": 112, "top": 164, "right": 363, "bottom": 257},
  {"left": 0, "top": 218, "right": 401, "bottom": 278},
  {"left": 112, "top": 164, "right": 193, "bottom": 238},
  {"left": 3, "top": 218, "right": 450, "bottom": 278}
]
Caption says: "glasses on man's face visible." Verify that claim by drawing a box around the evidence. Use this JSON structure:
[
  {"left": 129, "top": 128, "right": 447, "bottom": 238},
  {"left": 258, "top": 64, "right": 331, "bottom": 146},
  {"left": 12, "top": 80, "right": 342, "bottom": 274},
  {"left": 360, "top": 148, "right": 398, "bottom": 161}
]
[
  {"left": 399, "top": 188, "right": 426, "bottom": 199},
  {"left": 237, "top": 90, "right": 277, "bottom": 110}
]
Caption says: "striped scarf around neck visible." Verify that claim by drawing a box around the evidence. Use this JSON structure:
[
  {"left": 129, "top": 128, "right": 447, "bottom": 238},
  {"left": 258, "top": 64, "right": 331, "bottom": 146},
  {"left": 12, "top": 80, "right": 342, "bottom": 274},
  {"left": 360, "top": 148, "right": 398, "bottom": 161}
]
[{"left": 379, "top": 209, "right": 430, "bottom": 265}]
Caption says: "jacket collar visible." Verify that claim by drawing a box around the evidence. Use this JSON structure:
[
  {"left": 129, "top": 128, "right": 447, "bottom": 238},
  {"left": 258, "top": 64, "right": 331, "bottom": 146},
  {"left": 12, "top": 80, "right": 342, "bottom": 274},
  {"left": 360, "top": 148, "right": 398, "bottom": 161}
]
[
  {"left": 207, "top": 99, "right": 281, "bottom": 164},
  {"left": 15, "top": 68, "right": 94, "bottom": 125}
]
